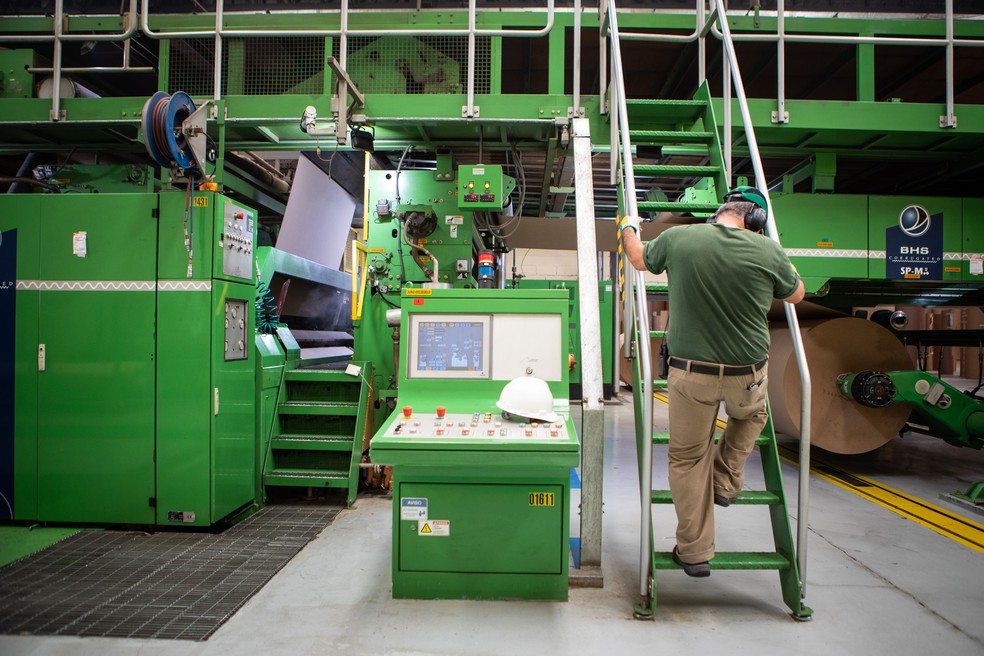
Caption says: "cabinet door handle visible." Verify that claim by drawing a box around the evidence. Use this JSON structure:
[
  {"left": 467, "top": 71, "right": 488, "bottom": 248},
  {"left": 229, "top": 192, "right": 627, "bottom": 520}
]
[
  {"left": 38, "top": 344, "right": 45, "bottom": 371},
  {"left": 214, "top": 387, "right": 219, "bottom": 416}
]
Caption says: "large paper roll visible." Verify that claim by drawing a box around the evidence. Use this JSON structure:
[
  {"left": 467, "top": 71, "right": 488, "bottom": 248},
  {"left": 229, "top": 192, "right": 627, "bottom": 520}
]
[{"left": 769, "top": 317, "right": 913, "bottom": 454}]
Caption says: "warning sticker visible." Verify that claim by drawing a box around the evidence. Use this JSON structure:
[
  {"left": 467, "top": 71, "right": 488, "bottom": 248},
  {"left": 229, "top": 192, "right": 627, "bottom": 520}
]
[
  {"left": 445, "top": 215, "right": 464, "bottom": 225},
  {"left": 400, "top": 497, "right": 428, "bottom": 521},
  {"left": 418, "top": 519, "right": 450, "bottom": 536},
  {"left": 73, "top": 231, "right": 87, "bottom": 258}
]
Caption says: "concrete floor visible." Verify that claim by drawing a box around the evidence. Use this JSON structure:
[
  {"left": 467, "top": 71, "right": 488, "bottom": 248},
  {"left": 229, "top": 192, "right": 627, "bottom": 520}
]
[{"left": 2, "top": 394, "right": 982, "bottom": 656}]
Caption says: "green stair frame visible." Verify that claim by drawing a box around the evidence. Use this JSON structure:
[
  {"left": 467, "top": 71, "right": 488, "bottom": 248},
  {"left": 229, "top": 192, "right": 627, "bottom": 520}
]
[
  {"left": 620, "top": 91, "right": 811, "bottom": 620},
  {"left": 263, "top": 363, "right": 372, "bottom": 506}
]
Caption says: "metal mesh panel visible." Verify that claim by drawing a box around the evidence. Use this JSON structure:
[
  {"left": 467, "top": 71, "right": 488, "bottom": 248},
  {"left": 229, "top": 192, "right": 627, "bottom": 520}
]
[
  {"left": 168, "top": 38, "right": 216, "bottom": 97},
  {"left": 340, "top": 35, "right": 491, "bottom": 95},
  {"left": 227, "top": 37, "right": 325, "bottom": 96},
  {"left": 0, "top": 505, "right": 341, "bottom": 641},
  {"left": 169, "top": 37, "right": 325, "bottom": 96}
]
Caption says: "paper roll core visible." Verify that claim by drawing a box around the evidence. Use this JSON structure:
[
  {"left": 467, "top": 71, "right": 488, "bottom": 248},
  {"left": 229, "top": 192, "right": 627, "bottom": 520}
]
[{"left": 769, "top": 317, "right": 913, "bottom": 454}]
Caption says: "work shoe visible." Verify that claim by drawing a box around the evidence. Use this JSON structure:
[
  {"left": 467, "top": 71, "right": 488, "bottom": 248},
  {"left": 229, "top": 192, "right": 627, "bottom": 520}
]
[
  {"left": 672, "top": 547, "right": 710, "bottom": 578},
  {"left": 714, "top": 493, "right": 734, "bottom": 507}
]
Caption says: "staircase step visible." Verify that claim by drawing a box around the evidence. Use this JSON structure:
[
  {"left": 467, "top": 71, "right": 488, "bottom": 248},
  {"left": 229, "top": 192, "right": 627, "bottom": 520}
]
[
  {"left": 634, "top": 164, "right": 720, "bottom": 177},
  {"left": 272, "top": 434, "right": 355, "bottom": 451},
  {"left": 650, "top": 330, "right": 667, "bottom": 339},
  {"left": 653, "top": 380, "right": 668, "bottom": 390},
  {"left": 264, "top": 469, "right": 350, "bottom": 487},
  {"left": 630, "top": 130, "right": 714, "bottom": 144},
  {"left": 279, "top": 401, "right": 359, "bottom": 416},
  {"left": 645, "top": 284, "right": 669, "bottom": 294},
  {"left": 653, "top": 432, "right": 771, "bottom": 446},
  {"left": 650, "top": 490, "right": 782, "bottom": 505},
  {"left": 625, "top": 99, "right": 707, "bottom": 122},
  {"left": 637, "top": 201, "right": 720, "bottom": 213},
  {"left": 284, "top": 368, "right": 360, "bottom": 382},
  {"left": 653, "top": 550, "right": 792, "bottom": 571}
]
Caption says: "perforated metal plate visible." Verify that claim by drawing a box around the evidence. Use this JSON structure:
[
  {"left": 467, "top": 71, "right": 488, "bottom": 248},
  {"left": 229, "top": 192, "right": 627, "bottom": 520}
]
[{"left": 0, "top": 504, "right": 340, "bottom": 640}]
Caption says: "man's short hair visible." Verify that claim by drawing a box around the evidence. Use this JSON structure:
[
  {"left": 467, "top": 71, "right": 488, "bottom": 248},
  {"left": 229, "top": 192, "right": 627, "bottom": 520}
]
[{"left": 717, "top": 200, "right": 756, "bottom": 221}]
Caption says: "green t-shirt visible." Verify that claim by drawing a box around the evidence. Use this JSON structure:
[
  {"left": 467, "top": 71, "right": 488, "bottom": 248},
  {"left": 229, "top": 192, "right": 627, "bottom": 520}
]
[{"left": 643, "top": 223, "right": 800, "bottom": 365}]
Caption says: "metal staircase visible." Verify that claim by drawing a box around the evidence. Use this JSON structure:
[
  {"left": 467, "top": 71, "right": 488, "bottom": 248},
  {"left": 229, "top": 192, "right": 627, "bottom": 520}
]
[
  {"left": 626, "top": 91, "right": 729, "bottom": 217},
  {"left": 263, "top": 363, "right": 372, "bottom": 506},
  {"left": 603, "top": 0, "right": 813, "bottom": 619}
]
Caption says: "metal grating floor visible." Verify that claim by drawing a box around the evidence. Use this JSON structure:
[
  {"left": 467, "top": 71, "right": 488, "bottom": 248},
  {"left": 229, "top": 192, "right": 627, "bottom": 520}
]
[{"left": 0, "top": 504, "right": 341, "bottom": 641}]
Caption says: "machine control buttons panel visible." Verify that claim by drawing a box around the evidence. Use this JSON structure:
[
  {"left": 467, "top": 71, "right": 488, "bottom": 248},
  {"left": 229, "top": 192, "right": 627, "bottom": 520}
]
[
  {"left": 221, "top": 203, "right": 255, "bottom": 280},
  {"left": 384, "top": 412, "right": 568, "bottom": 440},
  {"left": 224, "top": 298, "right": 249, "bottom": 361}
]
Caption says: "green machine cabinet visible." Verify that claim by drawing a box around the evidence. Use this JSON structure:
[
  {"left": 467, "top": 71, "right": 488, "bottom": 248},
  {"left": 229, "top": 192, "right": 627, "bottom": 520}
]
[
  {"left": 370, "top": 288, "right": 580, "bottom": 601},
  {"left": 0, "top": 191, "right": 258, "bottom": 526},
  {"left": 0, "top": 194, "right": 158, "bottom": 523},
  {"left": 156, "top": 191, "right": 258, "bottom": 526}
]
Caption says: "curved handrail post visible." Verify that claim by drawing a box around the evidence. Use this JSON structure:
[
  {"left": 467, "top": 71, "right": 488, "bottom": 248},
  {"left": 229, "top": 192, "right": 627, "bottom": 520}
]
[
  {"left": 709, "top": 0, "right": 812, "bottom": 602},
  {"left": 605, "top": 0, "right": 655, "bottom": 600}
]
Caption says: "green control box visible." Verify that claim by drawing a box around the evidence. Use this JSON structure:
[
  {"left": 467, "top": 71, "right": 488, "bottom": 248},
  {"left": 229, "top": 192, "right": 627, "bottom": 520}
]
[
  {"left": 370, "top": 289, "right": 579, "bottom": 601},
  {"left": 457, "top": 163, "right": 504, "bottom": 209}
]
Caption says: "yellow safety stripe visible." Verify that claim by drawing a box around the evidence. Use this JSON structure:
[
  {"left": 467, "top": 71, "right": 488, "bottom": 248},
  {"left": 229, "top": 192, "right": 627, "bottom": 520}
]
[{"left": 653, "top": 391, "right": 984, "bottom": 554}]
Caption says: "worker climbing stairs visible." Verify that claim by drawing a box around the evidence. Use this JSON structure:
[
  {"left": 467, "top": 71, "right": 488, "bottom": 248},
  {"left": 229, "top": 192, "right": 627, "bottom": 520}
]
[
  {"left": 602, "top": 0, "right": 812, "bottom": 619},
  {"left": 263, "top": 362, "right": 373, "bottom": 507}
]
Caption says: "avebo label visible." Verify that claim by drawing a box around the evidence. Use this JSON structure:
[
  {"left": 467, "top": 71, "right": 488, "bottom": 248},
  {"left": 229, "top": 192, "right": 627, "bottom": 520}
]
[{"left": 400, "top": 497, "right": 428, "bottom": 520}]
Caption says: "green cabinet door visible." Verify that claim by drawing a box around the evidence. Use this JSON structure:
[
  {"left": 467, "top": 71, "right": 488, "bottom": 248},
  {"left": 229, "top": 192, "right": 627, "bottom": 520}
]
[
  {"left": 36, "top": 194, "right": 158, "bottom": 523},
  {"left": 0, "top": 196, "right": 42, "bottom": 521},
  {"left": 398, "top": 482, "right": 565, "bottom": 574}
]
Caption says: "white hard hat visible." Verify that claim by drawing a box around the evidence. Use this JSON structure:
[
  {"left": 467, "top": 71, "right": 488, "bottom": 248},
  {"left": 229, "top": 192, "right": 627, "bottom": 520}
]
[{"left": 496, "top": 376, "right": 561, "bottom": 423}]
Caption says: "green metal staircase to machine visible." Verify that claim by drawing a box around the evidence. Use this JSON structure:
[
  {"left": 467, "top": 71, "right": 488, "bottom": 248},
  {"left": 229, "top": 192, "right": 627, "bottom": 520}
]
[
  {"left": 263, "top": 341, "right": 372, "bottom": 508},
  {"left": 603, "top": 0, "right": 813, "bottom": 620}
]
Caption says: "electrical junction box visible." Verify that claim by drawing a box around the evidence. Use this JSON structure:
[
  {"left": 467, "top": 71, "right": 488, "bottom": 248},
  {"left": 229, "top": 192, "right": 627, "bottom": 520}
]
[
  {"left": 457, "top": 163, "right": 505, "bottom": 210},
  {"left": 370, "top": 288, "right": 579, "bottom": 601}
]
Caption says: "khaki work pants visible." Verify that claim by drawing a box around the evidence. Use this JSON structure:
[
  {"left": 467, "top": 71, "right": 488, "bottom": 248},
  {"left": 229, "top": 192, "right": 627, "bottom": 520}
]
[{"left": 666, "top": 361, "right": 769, "bottom": 563}]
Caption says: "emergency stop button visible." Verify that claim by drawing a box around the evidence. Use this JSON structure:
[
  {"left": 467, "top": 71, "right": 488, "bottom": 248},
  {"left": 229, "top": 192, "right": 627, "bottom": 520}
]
[
  {"left": 436, "top": 406, "right": 446, "bottom": 418},
  {"left": 403, "top": 406, "right": 413, "bottom": 418}
]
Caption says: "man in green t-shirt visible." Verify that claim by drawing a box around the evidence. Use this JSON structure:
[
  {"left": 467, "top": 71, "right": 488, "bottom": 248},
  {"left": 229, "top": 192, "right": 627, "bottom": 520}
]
[{"left": 619, "top": 187, "right": 804, "bottom": 578}]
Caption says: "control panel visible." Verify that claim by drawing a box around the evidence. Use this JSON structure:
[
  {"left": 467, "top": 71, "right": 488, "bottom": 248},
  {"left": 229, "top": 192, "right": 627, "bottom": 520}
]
[
  {"left": 221, "top": 202, "right": 255, "bottom": 280},
  {"left": 383, "top": 407, "right": 570, "bottom": 440},
  {"left": 457, "top": 164, "right": 504, "bottom": 210}
]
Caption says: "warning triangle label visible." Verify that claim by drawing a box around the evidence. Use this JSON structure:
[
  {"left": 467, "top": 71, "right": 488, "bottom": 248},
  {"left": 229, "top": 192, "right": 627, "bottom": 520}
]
[{"left": 420, "top": 522, "right": 432, "bottom": 533}]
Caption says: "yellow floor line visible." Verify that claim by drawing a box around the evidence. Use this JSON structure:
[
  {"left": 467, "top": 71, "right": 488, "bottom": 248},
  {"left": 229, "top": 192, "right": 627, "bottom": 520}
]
[{"left": 653, "top": 391, "right": 984, "bottom": 554}]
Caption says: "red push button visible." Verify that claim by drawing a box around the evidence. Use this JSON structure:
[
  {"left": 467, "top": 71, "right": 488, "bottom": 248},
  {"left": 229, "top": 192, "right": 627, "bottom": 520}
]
[
  {"left": 436, "top": 406, "right": 446, "bottom": 418},
  {"left": 403, "top": 406, "right": 413, "bottom": 418}
]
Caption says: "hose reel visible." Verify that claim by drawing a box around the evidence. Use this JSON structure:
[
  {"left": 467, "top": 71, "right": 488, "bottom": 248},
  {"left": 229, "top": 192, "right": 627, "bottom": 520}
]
[{"left": 141, "top": 91, "right": 215, "bottom": 174}]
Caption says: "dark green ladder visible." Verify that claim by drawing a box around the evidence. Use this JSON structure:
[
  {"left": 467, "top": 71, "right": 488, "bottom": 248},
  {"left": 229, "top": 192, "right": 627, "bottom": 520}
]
[
  {"left": 619, "top": 86, "right": 813, "bottom": 617},
  {"left": 264, "top": 363, "right": 372, "bottom": 506},
  {"left": 623, "top": 84, "right": 730, "bottom": 219}
]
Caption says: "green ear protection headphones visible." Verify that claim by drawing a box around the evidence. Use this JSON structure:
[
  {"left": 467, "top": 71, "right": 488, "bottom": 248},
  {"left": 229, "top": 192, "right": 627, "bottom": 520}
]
[{"left": 722, "top": 186, "right": 768, "bottom": 233}]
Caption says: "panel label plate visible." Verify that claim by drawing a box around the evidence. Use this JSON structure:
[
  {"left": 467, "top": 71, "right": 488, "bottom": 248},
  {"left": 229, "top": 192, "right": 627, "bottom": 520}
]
[
  {"left": 418, "top": 519, "right": 449, "bottom": 536},
  {"left": 401, "top": 497, "right": 428, "bottom": 520},
  {"left": 529, "top": 492, "right": 555, "bottom": 507},
  {"left": 885, "top": 205, "right": 943, "bottom": 280}
]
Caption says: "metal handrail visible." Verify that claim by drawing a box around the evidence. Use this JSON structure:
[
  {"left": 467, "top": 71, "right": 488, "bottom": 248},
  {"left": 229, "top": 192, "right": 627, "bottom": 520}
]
[
  {"left": 138, "top": 0, "right": 556, "bottom": 39},
  {"left": 135, "top": 0, "right": 557, "bottom": 112},
  {"left": 709, "top": 0, "right": 813, "bottom": 602},
  {"left": 603, "top": 0, "right": 655, "bottom": 600},
  {"left": 3, "top": 0, "right": 139, "bottom": 42}
]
